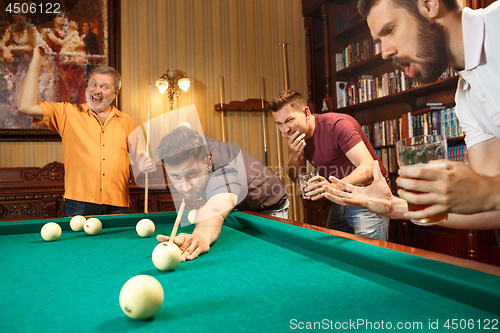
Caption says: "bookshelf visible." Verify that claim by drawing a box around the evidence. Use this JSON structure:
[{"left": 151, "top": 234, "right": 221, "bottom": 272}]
[{"left": 301, "top": 0, "right": 500, "bottom": 266}]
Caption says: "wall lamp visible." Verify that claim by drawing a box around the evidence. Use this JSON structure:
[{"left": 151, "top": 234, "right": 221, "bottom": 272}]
[{"left": 156, "top": 69, "right": 190, "bottom": 111}]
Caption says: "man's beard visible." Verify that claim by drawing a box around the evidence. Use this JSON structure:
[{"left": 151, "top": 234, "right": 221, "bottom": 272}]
[
  {"left": 86, "top": 91, "right": 114, "bottom": 113},
  {"left": 182, "top": 189, "right": 203, "bottom": 201},
  {"left": 413, "top": 16, "right": 449, "bottom": 84}
]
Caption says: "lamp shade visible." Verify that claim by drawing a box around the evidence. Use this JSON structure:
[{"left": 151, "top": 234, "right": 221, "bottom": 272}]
[
  {"left": 156, "top": 78, "right": 169, "bottom": 94},
  {"left": 178, "top": 78, "right": 190, "bottom": 92}
]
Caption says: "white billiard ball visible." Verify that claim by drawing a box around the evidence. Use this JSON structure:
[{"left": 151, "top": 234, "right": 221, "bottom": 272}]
[
  {"left": 41, "top": 222, "right": 62, "bottom": 242},
  {"left": 176, "top": 121, "right": 191, "bottom": 129},
  {"left": 152, "top": 242, "right": 181, "bottom": 271},
  {"left": 119, "top": 275, "right": 164, "bottom": 320},
  {"left": 187, "top": 209, "right": 198, "bottom": 224},
  {"left": 70, "top": 215, "right": 86, "bottom": 232},
  {"left": 136, "top": 219, "right": 155, "bottom": 238},
  {"left": 84, "top": 218, "right": 102, "bottom": 235}
]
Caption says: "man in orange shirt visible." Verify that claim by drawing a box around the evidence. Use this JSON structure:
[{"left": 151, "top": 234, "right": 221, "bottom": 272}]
[{"left": 18, "top": 44, "right": 155, "bottom": 216}]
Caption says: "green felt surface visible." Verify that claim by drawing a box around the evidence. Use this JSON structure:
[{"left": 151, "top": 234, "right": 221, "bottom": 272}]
[{"left": 0, "top": 212, "right": 499, "bottom": 333}]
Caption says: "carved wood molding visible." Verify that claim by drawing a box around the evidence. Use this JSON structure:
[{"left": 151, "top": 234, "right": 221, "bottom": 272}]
[
  {"left": 23, "top": 162, "right": 65, "bottom": 182},
  {"left": 3, "top": 203, "right": 39, "bottom": 218},
  {"left": 42, "top": 200, "right": 58, "bottom": 218},
  {"left": 0, "top": 205, "right": 7, "bottom": 218}
]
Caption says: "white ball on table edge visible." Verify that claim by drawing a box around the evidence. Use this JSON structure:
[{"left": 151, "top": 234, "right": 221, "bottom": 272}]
[
  {"left": 84, "top": 217, "right": 102, "bottom": 235},
  {"left": 70, "top": 215, "right": 86, "bottom": 232},
  {"left": 119, "top": 275, "right": 164, "bottom": 320},
  {"left": 152, "top": 242, "right": 181, "bottom": 271},
  {"left": 176, "top": 121, "right": 191, "bottom": 129},
  {"left": 41, "top": 222, "right": 62, "bottom": 242},
  {"left": 136, "top": 219, "right": 155, "bottom": 238}
]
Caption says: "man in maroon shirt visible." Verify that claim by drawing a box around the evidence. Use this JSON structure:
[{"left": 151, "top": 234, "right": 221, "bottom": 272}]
[{"left": 270, "top": 90, "right": 389, "bottom": 240}]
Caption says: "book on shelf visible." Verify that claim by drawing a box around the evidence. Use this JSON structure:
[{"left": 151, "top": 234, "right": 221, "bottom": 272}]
[
  {"left": 335, "top": 61, "right": 456, "bottom": 108},
  {"left": 374, "top": 147, "right": 398, "bottom": 173},
  {"left": 388, "top": 147, "right": 397, "bottom": 173},
  {"left": 336, "top": 36, "right": 375, "bottom": 71},
  {"left": 362, "top": 106, "right": 463, "bottom": 152},
  {"left": 412, "top": 102, "right": 443, "bottom": 110},
  {"left": 412, "top": 106, "right": 463, "bottom": 137},
  {"left": 362, "top": 118, "right": 399, "bottom": 147},
  {"left": 411, "top": 105, "right": 446, "bottom": 115},
  {"left": 334, "top": 1, "right": 362, "bottom": 32},
  {"left": 448, "top": 144, "right": 468, "bottom": 163},
  {"left": 342, "top": 69, "right": 422, "bottom": 106},
  {"left": 381, "top": 148, "right": 389, "bottom": 172},
  {"left": 336, "top": 81, "right": 348, "bottom": 108},
  {"left": 400, "top": 112, "right": 411, "bottom": 139},
  {"left": 462, "top": 0, "right": 479, "bottom": 9}
]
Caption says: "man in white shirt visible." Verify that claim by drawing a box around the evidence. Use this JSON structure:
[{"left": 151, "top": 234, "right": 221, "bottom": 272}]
[{"left": 318, "top": 0, "right": 500, "bottom": 229}]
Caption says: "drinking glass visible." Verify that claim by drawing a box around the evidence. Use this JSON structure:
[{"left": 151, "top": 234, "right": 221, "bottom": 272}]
[
  {"left": 396, "top": 135, "right": 448, "bottom": 226},
  {"left": 298, "top": 172, "right": 319, "bottom": 200}
]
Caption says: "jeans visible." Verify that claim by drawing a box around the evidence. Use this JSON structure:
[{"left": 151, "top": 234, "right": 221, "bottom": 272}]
[
  {"left": 261, "top": 199, "right": 289, "bottom": 219},
  {"left": 327, "top": 202, "right": 388, "bottom": 241},
  {"left": 65, "top": 199, "right": 129, "bottom": 217}
]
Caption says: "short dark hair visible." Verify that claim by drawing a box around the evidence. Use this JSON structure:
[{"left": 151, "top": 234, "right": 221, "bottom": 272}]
[
  {"left": 268, "top": 90, "right": 307, "bottom": 112},
  {"left": 156, "top": 126, "right": 209, "bottom": 166},
  {"left": 358, "top": 0, "right": 460, "bottom": 19},
  {"left": 89, "top": 66, "right": 122, "bottom": 91}
]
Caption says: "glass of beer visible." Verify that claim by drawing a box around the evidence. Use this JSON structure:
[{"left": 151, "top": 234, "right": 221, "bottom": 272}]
[
  {"left": 395, "top": 135, "right": 448, "bottom": 226},
  {"left": 298, "top": 172, "right": 319, "bottom": 199}
]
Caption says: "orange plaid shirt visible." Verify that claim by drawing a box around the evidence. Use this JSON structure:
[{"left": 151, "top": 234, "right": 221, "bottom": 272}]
[{"left": 35, "top": 102, "right": 144, "bottom": 207}]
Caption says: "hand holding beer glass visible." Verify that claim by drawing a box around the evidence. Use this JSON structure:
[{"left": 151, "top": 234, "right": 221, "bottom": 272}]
[
  {"left": 396, "top": 135, "right": 448, "bottom": 226},
  {"left": 298, "top": 172, "right": 319, "bottom": 199}
]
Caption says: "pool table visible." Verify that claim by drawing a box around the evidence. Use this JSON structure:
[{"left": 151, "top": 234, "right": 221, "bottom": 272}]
[{"left": 1, "top": 211, "right": 499, "bottom": 332}]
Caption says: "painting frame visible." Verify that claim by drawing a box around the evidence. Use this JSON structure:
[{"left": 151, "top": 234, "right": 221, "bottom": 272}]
[{"left": 0, "top": 0, "right": 120, "bottom": 142}]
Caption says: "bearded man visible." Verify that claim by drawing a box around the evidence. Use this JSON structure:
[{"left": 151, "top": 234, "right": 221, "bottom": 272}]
[{"left": 320, "top": 0, "right": 500, "bottom": 229}]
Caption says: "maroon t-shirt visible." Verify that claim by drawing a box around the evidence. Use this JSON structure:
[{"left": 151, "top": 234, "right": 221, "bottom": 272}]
[{"left": 304, "top": 113, "right": 390, "bottom": 187}]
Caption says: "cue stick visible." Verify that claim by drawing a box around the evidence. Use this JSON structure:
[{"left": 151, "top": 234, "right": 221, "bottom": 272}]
[
  {"left": 281, "top": 43, "right": 290, "bottom": 90},
  {"left": 219, "top": 76, "right": 226, "bottom": 142},
  {"left": 169, "top": 198, "right": 186, "bottom": 243},
  {"left": 144, "top": 83, "right": 151, "bottom": 213},
  {"left": 280, "top": 42, "right": 298, "bottom": 220},
  {"left": 275, "top": 43, "right": 290, "bottom": 181},
  {"left": 260, "top": 77, "right": 268, "bottom": 166}
]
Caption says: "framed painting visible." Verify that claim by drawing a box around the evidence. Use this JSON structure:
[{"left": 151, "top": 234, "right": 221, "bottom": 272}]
[{"left": 0, "top": 0, "right": 120, "bottom": 141}]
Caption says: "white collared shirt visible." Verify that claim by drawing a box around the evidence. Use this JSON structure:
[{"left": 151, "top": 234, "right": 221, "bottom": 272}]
[{"left": 456, "top": 1, "right": 500, "bottom": 148}]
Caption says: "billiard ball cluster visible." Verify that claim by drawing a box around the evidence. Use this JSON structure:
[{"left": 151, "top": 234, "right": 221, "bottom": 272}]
[
  {"left": 40, "top": 215, "right": 103, "bottom": 242},
  {"left": 40, "top": 210, "right": 199, "bottom": 320}
]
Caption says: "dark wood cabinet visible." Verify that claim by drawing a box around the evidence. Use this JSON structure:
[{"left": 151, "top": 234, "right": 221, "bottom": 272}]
[
  {"left": 303, "top": 198, "right": 500, "bottom": 266},
  {"left": 391, "top": 220, "right": 500, "bottom": 266},
  {"left": 0, "top": 162, "right": 180, "bottom": 221}
]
